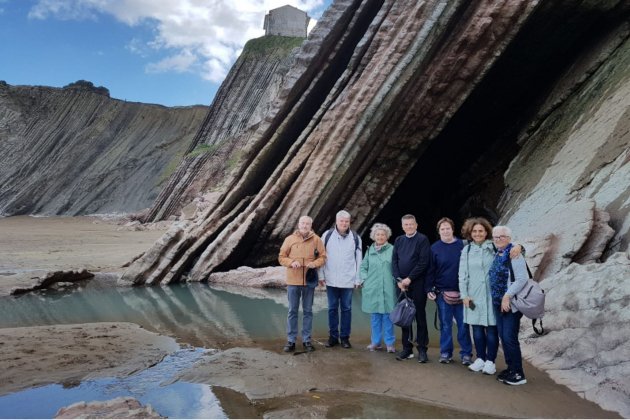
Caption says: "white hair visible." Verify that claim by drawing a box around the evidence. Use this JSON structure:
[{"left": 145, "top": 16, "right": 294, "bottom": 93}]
[
  {"left": 492, "top": 225, "right": 512, "bottom": 237},
  {"left": 336, "top": 210, "right": 351, "bottom": 220},
  {"left": 369, "top": 223, "right": 392, "bottom": 241},
  {"left": 299, "top": 215, "right": 313, "bottom": 224}
]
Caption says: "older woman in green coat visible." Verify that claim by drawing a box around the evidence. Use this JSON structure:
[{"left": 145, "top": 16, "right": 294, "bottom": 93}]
[{"left": 359, "top": 223, "right": 397, "bottom": 353}]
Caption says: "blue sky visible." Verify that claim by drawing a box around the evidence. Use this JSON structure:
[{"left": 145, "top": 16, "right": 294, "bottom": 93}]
[{"left": 0, "top": 1, "right": 331, "bottom": 107}]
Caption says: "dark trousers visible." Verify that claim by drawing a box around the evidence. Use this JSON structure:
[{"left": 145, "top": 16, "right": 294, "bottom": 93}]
[
  {"left": 494, "top": 304, "right": 524, "bottom": 375},
  {"left": 400, "top": 288, "right": 428, "bottom": 351}
]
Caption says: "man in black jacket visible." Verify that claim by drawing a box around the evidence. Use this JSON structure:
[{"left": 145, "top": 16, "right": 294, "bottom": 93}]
[{"left": 392, "top": 214, "right": 431, "bottom": 362}]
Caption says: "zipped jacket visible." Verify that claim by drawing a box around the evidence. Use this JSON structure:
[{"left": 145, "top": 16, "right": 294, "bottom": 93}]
[{"left": 278, "top": 231, "right": 327, "bottom": 286}]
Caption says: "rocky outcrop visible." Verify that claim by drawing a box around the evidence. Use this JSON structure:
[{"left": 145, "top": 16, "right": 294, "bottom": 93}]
[
  {"left": 146, "top": 35, "right": 305, "bottom": 222},
  {"left": 520, "top": 252, "right": 630, "bottom": 418},
  {"left": 120, "top": 0, "right": 629, "bottom": 287},
  {"left": 55, "top": 397, "right": 164, "bottom": 419},
  {"left": 0, "top": 82, "right": 207, "bottom": 215},
  {"left": 207, "top": 265, "right": 286, "bottom": 288},
  {"left": 501, "top": 24, "right": 630, "bottom": 277},
  {"left": 7, "top": 269, "right": 94, "bottom": 296}
]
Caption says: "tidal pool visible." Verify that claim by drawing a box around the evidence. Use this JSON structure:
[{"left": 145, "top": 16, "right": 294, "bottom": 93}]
[
  {"left": 0, "top": 276, "right": 440, "bottom": 347},
  {"left": 0, "top": 276, "right": 452, "bottom": 418}
]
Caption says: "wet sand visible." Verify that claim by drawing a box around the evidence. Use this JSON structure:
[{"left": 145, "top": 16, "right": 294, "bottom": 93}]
[
  {"left": 0, "top": 215, "right": 621, "bottom": 418},
  {"left": 0, "top": 322, "right": 178, "bottom": 396}
]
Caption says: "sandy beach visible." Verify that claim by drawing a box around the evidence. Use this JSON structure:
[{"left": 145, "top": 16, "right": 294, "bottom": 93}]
[{"left": 0, "top": 215, "right": 621, "bottom": 418}]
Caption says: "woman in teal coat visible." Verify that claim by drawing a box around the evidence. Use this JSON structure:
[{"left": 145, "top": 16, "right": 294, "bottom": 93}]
[
  {"left": 459, "top": 217, "right": 522, "bottom": 376},
  {"left": 359, "top": 223, "right": 397, "bottom": 353}
]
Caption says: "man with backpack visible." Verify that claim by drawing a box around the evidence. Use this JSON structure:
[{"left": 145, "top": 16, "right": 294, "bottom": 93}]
[{"left": 319, "top": 210, "right": 363, "bottom": 349}]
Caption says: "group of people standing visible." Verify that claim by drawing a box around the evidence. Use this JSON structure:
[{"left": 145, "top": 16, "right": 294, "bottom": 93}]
[{"left": 278, "top": 211, "right": 530, "bottom": 386}]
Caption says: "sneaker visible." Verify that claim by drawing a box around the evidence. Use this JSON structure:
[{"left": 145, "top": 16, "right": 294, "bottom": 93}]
[
  {"left": 386, "top": 346, "right": 396, "bottom": 353},
  {"left": 340, "top": 338, "right": 352, "bottom": 349},
  {"left": 303, "top": 342, "right": 315, "bottom": 352},
  {"left": 417, "top": 349, "right": 429, "bottom": 363},
  {"left": 439, "top": 353, "right": 452, "bottom": 364},
  {"left": 482, "top": 360, "right": 496, "bottom": 375},
  {"left": 283, "top": 342, "right": 295, "bottom": 352},
  {"left": 497, "top": 369, "right": 511, "bottom": 383},
  {"left": 325, "top": 337, "right": 339, "bottom": 348},
  {"left": 461, "top": 355, "right": 472, "bottom": 366},
  {"left": 468, "top": 358, "right": 485, "bottom": 372},
  {"left": 396, "top": 349, "right": 414, "bottom": 360},
  {"left": 503, "top": 371, "right": 527, "bottom": 386},
  {"left": 366, "top": 343, "right": 382, "bottom": 351}
]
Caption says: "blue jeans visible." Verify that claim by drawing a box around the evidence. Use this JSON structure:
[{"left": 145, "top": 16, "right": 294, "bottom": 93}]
[
  {"left": 287, "top": 285, "right": 315, "bottom": 343},
  {"left": 370, "top": 313, "right": 395, "bottom": 346},
  {"left": 436, "top": 294, "right": 472, "bottom": 358},
  {"left": 326, "top": 286, "right": 353, "bottom": 340},
  {"left": 494, "top": 304, "right": 524, "bottom": 374},
  {"left": 471, "top": 325, "right": 498, "bottom": 362}
]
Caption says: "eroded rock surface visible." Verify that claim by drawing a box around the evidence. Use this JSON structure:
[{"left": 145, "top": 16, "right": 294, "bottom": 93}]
[
  {"left": 7, "top": 269, "right": 94, "bottom": 296},
  {"left": 55, "top": 397, "right": 164, "bottom": 419},
  {"left": 520, "top": 253, "right": 630, "bottom": 418},
  {"left": 0, "top": 82, "right": 207, "bottom": 216}
]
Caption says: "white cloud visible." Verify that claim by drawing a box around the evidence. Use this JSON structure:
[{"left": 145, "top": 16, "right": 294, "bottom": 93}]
[
  {"left": 146, "top": 49, "right": 197, "bottom": 74},
  {"left": 28, "top": 0, "right": 327, "bottom": 83}
]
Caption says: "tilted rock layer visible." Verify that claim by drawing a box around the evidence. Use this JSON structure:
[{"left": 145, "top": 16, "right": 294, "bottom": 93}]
[
  {"left": 120, "top": 0, "right": 629, "bottom": 415},
  {"left": 0, "top": 82, "right": 207, "bottom": 215}
]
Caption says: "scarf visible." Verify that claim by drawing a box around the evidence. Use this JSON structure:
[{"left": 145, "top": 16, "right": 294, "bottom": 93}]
[{"left": 489, "top": 243, "right": 513, "bottom": 305}]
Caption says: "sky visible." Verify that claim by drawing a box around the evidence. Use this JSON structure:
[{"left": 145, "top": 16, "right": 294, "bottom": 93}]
[{"left": 0, "top": 0, "right": 331, "bottom": 107}]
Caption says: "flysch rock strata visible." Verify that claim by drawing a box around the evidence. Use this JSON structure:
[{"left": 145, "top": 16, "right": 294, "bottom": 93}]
[
  {"left": 0, "top": 82, "right": 207, "bottom": 216},
  {"left": 120, "top": 0, "right": 543, "bottom": 286}
]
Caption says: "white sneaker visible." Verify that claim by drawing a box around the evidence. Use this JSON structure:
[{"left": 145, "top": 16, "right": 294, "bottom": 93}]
[
  {"left": 482, "top": 360, "right": 496, "bottom": 375},
  {"left": 468, "top": 358, "right": 485, "bottom": 372}
]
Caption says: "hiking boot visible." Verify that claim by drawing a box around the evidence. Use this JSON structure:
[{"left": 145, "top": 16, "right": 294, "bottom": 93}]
[
  {"left": 461, "top": 355, "right": 472, "bottom": 366},
  {"left": 496, "top": 369, "right": 511, "bottom": 383},
  {"left": 503, "top": 371, "right": 527, "bottom": 386},
  {"left": 366, "top": 343, "right": 382, "bottom": 352},
  {"left": 340, "top": 338, "right": 352, "bottom": 349},
  {"left": 324, "top": 337, "right": 339, "bottom": 348},
  {"left": 283, "top": 342, "right": 295, "bottom": 352},
  {"left": 468, "top": 358, "right": 485, "bottom": 372},
  {"left": 303, "top": 342, "right": 315, "bottom": 352},
  {"left": 395, "top": 349, "right": 414, "bottom": 360},
  {"left": 417, "top": 349, "right": 429, "bottom": 363},
  {"left": 482, "top": 360, "right": 497, "bottom": 375},
  {"left": 439, "top": 353, "right": 452, "bottom": 364}
]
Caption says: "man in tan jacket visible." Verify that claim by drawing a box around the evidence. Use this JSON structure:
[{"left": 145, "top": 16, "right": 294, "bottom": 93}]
[{"left": 278, "top": 215, "right": 327, "bottom": 352}]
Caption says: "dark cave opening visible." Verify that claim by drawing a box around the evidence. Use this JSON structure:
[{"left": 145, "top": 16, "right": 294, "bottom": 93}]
[{"left": 371, "top": 1, "right": 627, "bottom": 244}]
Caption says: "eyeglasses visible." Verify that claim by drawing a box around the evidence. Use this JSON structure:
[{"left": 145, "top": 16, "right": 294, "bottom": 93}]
[{"left": 492, "top": 235, "right": 510, "bottom": 240}]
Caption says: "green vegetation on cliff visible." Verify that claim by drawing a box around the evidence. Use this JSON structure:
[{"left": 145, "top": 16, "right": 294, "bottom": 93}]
[{"left": 242, "top": 35, "right": 305, "bottom": 57}]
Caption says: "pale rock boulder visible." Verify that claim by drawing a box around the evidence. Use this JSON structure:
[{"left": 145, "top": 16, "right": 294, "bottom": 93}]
[
  {"left": 55, "top": 396, "right": 164, "bottom": 419},
  {"left": 520, "top": 252, "right": 630, "bottom": 418}
]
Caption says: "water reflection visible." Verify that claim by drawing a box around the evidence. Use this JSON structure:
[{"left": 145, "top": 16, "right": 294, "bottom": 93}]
[
  {"left": 0, "top": 276, "right": 440, "bottom": 347},
  {"left": 0, "top": 349, "right": 225, "bottom": 419}
]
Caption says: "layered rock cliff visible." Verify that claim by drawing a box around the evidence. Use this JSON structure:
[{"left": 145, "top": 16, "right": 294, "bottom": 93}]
[
  {"left": 0, "top": 81, "right": 207, "bottom": 215},
  {"left": 118, "top": 1, "right": 629, "bottom": 414},
  {"left": 145, "top": 36, "right": 305, "bottom": 222},
  {"left": 121, "top": 0, "right": 629, "bottom": 282}
]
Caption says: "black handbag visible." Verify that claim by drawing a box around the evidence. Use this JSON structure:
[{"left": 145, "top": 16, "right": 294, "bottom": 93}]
[{"left": 389, "top": 291, "right": 416, "bottom": 327}]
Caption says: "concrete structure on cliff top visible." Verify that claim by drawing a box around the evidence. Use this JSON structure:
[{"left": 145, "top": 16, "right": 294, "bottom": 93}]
[{"left": 263, "top": 5, "right": 310, "bottom": 37}]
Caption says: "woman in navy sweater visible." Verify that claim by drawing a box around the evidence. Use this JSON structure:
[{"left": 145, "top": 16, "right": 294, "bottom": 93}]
[{"left": 426, "top": 217, "right": 473, "bottom": 365}]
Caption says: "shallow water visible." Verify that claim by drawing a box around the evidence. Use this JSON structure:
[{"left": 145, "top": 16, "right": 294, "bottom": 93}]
[
  {"left": 0, "top": 277, "right": 440, "bottom": 347},
  {"left": 0, "top": 278, "right": 449, "bottom": 418},
  {"left": 0, "top": 348, "right": 226, "bottom": 419}
]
